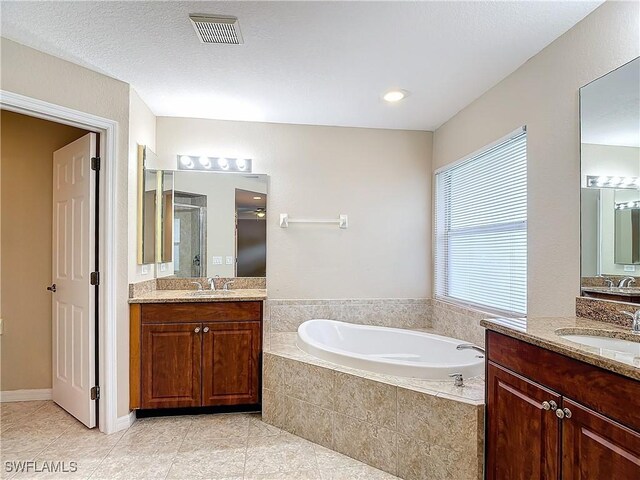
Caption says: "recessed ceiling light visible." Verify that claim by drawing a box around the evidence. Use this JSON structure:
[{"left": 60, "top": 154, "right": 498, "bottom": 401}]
[
  {"left": 253, "top": 196, "right": 262, "bottom": 200},
  {"left": 383, "top": 90, "right": 407, "bottom": 103}
]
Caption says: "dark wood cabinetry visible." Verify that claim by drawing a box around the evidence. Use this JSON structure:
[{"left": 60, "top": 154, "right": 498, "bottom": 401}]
[
  {"left": 130, "top": 301, "right": 262, "bottom": 410},
  {"left": 485, "top": 330, "right": 640, "bottom": 480}
]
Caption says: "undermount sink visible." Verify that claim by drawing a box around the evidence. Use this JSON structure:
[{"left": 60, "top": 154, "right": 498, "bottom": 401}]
[{"left": 558, "top": 331, "right": 640, "bottom": 356}]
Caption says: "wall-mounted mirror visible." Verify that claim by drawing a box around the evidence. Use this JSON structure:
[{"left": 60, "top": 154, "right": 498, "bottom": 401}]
[
  {"left": 580, "top": 57, "right": 640, "bottom": 302},
  {"left": 137, "top": 145, "right": 173, "bottom": 264},
  {"left": 172, "top": 172, "right": 268, "bottom": 278}
]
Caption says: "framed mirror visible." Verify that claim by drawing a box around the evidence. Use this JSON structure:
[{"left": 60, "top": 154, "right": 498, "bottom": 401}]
[
  {"left": 580, "top": 57, "right": 640, "bottom": 300},
  {"left": 137, "top": 145, "right": 174, "bottom": 264}
]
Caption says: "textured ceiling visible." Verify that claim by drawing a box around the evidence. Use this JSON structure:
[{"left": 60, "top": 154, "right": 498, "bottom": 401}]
[{"left": 1, "top": 1, "right": 603, "bottom": 130}]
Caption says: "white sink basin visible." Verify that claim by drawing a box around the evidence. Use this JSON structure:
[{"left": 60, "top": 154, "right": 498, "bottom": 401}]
[{"left": 560, "top": 334, "right": 640, "bottom": 356}]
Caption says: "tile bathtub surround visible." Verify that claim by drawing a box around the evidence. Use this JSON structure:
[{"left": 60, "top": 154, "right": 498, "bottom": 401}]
[
  {"left": 430, "top": 299, "right": 496, "bottom": 348},
  {"left": 266, "top": 298, "right": 432, "bottom": 334},
  {"left": 263, "top": 344, "right": 484, "bottom": 480},
  {"left": 0, "top": 401, "right": 398, "bottom": 480},
  {"left": 575, "top": 296, "right": 635, "bottom": 328}
]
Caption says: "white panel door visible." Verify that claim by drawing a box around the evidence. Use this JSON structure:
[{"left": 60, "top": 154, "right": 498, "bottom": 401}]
[{"left": 52, "top": 133, "right": 96, "bottom": 428}]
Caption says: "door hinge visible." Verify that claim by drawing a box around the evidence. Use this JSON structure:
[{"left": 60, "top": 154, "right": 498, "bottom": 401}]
[
  {"left": 90, "top": 386, "right": 100, "bottom": 400},
  {"left": 90, "top": 271, "right": 100, "bottom": 286},
  {"left": 91, "top": 157, "right": 100, "bottom": 171}
]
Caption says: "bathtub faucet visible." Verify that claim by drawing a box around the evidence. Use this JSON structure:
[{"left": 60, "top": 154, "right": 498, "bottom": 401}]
[{"left": 456, "top": 344, "right": 485, "bottom": 356}]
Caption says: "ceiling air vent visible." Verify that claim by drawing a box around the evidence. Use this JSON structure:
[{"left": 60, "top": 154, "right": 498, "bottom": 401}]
[{"left": 189, "top": 14, "right": 243, "bottom": 45}]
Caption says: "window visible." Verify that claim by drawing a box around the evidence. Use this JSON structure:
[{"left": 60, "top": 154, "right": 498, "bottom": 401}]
[{"left": 435, "top": 129, "right": 527, "bottom": 316}]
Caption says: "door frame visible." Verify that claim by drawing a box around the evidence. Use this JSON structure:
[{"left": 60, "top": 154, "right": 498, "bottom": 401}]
[{"left": 1, "top": 90, "right": 119, "bottom": 434}]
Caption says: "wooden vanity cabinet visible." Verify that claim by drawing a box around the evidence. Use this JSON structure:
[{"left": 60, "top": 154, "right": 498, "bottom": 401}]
[
  {"left": 130, "top": 301, "right": 262, "bottom": 410},
  {"left": 485, "top": 331, "right": 640, "bottom": 480}
]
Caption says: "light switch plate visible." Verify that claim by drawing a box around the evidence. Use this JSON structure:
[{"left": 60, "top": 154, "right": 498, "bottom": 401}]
[
  {"left": 141, "top": 265, "right": 149, "bottom": 275},
  {"left": 226, "top": 256, "right": 233, "bottom": 265},
  {"left": 213, "top": 256, "right": 223, "bottom": 265},
  {"left": 624, "top": 265, "right": 636, "bottom": 272},
  {"left": 160, "top": 264, "right": 167, "bottom": 272}
]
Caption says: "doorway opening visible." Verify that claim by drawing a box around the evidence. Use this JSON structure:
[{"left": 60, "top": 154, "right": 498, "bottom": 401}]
[
  {"left": 235, "top": 189, "right": 267, "bottom": 277},
  {"left": 0, "top": 91, "right": 119, "bottom": 433}
]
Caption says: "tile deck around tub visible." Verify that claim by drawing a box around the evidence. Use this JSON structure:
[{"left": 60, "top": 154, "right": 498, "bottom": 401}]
[
  {"left": 267, "top": 332, "right": 485, "bottom": 405},
  {"left": 0, "top": 401, "right": 398, "bottom": 480}
]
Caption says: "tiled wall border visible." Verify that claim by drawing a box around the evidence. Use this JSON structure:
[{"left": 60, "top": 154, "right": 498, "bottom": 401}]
[
  {"left": 431, "top": 299, "right": 495, "bottom": 348},
  {"left": 265, "top": 298, "right": 432, "bottom": 336},
  {"left": 263, "top": 352, "right": 483, "bottom": 480}
]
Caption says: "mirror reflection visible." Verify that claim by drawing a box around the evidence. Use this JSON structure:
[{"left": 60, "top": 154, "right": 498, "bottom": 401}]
[
  {"left": 580, "top": 57, "right": 640, "bottom": 302},
  {"left": 173, "top": 172, "right": 268, "bottom": 278}
]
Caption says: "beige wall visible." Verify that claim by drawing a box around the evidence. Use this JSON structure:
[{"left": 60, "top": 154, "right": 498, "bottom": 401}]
[
  {"left": 128, "top": 88, "right": 158, "bottom": 283},
  {"left": 432, "top": 1, "right": 640, "bottom": 317},
  {"left": 0, "top": 111, "right": 88, "bottom": 391},
  {"left": 1, "top": 37, "right": 132, "bottom": 417},
  {"left": 156, "top": 118, "right": 433, "bottom": 299}
]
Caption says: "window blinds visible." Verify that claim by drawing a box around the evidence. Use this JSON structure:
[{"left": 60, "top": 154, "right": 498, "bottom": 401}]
[{"left": 435, "top": 130, "right": 527, "bottom": 316}]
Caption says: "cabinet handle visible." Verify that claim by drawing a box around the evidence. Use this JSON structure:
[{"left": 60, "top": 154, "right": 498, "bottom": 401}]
[
  {"left": 194, "top": 327, "right": 201, "bottom": 333},
  {"left": 541, "top": 400, "right": 557, "bottom": 411},
  {"left": 203, "top": 327, "right": 209, "bottom": 333}
]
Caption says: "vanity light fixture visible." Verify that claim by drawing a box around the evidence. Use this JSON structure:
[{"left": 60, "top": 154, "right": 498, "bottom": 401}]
[
  {"left": 177, "top": 155, "right": 252, "bottom": 173},
  {"left": 586, "top": 175, "right": 640, "bottom": 189},
  {"left": 383, "top": 90, "right": 408, "bottom": 103},
  {"left": 615, "top": 200, "right": 640, "bottom": 210}
]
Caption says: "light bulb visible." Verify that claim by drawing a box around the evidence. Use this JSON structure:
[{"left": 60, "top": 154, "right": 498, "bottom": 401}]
[
  {"left": 179, "top": 155, "right": 194, "bottom": 168},
  {"left": 236, "top": 158, "right": 247, "bottom": 171},
  {"left": 610, "top": 177, "right": 622, "bottom": 186},
  {"left": 218, "top": 158, "right": 229, "bottom": 170},
  {"left": 199, "top": 156, "right": 211, "bottom": 168},
  {"left": 256, "top": 211, "right": 266, "bottom": 218},
  {"left": 596, "top": 176, "right": 608, "bottom": 186}
]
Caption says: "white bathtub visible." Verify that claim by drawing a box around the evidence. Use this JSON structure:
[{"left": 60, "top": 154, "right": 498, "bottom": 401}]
[{"left": 296, "top": 319, "right": 484, "bottom": 380}]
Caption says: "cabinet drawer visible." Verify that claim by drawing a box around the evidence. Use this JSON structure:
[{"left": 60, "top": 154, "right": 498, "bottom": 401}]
[
  {"left": 486, "top": 331, "right": 640, "bottom": 431},
  {"left": 141, "top": 301, "right": 262, "bottom": 324}
]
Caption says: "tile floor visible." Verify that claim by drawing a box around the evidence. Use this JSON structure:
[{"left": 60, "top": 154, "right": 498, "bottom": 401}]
[{"left": 1, "top": 401, "right": 398, "bottom": 480}]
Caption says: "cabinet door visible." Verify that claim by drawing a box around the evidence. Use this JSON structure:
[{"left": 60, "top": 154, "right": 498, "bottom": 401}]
[
  {"left": 202, "top": 321, "right": 261, "bottom": 406},
  {"left": 562, "top": 398, "right": 640, "bottom": 479},
  {"left": 487, "top": 362, "right": 561, "bottom": 480},
  {"left": 141, "top": 323, "right": 202, "bottom": 408}
]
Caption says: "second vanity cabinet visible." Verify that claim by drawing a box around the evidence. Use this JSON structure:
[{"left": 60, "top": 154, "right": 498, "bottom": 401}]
[
  {"left": 130, "top": 301, "right": 262, "bottom": 410},
  {"left": 485, "top": 330, "right": 640, "bottom": 480}
]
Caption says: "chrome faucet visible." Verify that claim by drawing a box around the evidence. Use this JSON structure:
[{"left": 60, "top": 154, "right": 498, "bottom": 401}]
[
  {"left": 618, "top": 277, "right": 637, "bottom": 288},
  {"left": 222, "top": 280, "right": 235, "bottom": 291},
  {"left": 449, "top": 373, "right": 464, "bottom": 387},
  {"left": 190, "top": 281, "right": 203, "bottom": 291},
  {"left": 622, "top": 310, "right": 640, "bottom": 335},
  {"left": 208, "top": 276, "right": 219, "bottom": 291},
  {"left": 456, "top": 344, "right": 486, "bottom": 356}
]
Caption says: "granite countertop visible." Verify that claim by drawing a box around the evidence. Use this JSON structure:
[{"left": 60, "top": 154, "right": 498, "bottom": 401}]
[
  {"left": 480, "top": 316, "right": 639, "bottom": 381},
  {"left": 128, "top": 288, "right": 267, "bottom": 304},
  {"left": 581, "top": 286, "right": 640, "bottom": 296}
]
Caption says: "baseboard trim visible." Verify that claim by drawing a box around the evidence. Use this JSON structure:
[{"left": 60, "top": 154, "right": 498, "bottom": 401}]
[
  {"left": 0, "top": 389, "right": 52, "bottom": 402},
  {"left": 114, "top": 410, "right": 136, "bottom": 432}
]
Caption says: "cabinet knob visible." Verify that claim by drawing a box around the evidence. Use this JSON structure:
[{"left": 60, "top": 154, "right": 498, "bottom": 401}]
[
  {"left": 542, "top": 400, "right": 557, "bottom": 411},
  {"left": 203, "top": 326, "right": 210, "bottom": 333},
  {"left": 555, "top": 409, "right": 565, "bottom": 419},
  {"left": 194, "top": 327, "right": 201, "bottom": 333},
  {"left": 562, "top": 408, "right": 572, "bottom": 419}
]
